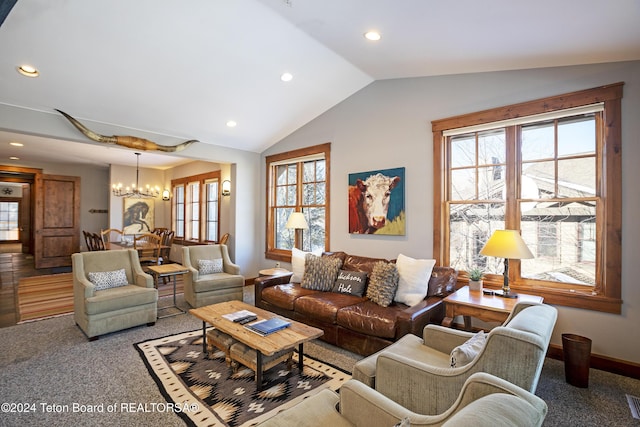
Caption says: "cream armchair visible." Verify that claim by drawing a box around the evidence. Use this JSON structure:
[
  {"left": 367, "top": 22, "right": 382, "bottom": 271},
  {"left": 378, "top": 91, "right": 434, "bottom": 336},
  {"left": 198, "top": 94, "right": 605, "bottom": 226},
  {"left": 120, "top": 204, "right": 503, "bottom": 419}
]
[
  {"left": 182, "top": 244, "right": 244, "bottom": 307},
  {"left": 258, "top": 372, "right": 547, "bottom": 427},
  {"left": 72, "top": 249, "right": 158, "bottom": 340},
  {"left": 353, "top": 302, "right": 557, "bottom": 415}
]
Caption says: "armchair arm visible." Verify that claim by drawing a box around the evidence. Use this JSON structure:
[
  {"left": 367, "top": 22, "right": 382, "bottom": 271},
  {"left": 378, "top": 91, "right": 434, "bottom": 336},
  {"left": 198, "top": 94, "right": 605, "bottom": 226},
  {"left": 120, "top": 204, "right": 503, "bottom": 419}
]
[
  {"left": 342, "top": 373, "right": 545, "bottom": 427},
  {"left": 254, "top": 273, "right": 293, "bottom": 307},
  {"left": 134, "top": 272, "right": 154, "bottom": 288},
  {"left": 376, "top": 352, "right": 470, "bottom": 415},
  {"left": 129, "top": 249, "right": 154, "bottom": 288},
  {"left": 340, "top": 379, "right": 414, "bottom": 427},
  {"left": 220, "top": 244, "right": 240, "bottom": 275},
  {"left": 182, "top": 247, "right": 199, "bottom": 281},
  {"left": 423, "top": 324, "right": 474, "bottom": 354},
  {"left": 76, "top": 276, "right": 96, "bottom": 298}
]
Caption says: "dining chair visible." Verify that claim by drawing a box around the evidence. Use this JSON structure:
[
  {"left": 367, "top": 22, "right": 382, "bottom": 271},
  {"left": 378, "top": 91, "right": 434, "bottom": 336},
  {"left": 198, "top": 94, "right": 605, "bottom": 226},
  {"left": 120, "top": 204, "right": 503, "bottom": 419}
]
[
  {"left": 86, "top": 233, "right": 105, "bottom": 251},
  {"left": 83, "top": 230, "right": 93, "bottom": 251},
  {"left": 100, "top": 228, "right": 123, "bottom": 246},
  {"left": 218, "top": 232, "right": 230, "bottom": 245},
  {"left": 134, "top": 233, "right": 162, "bottom": 268}
]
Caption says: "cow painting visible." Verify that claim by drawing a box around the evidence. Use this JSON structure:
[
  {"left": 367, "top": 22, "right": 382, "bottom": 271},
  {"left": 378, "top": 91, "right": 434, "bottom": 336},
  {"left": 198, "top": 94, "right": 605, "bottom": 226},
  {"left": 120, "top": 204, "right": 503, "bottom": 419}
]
[{"left": 349, "top": 170, "right": 404, "bottom": 234}]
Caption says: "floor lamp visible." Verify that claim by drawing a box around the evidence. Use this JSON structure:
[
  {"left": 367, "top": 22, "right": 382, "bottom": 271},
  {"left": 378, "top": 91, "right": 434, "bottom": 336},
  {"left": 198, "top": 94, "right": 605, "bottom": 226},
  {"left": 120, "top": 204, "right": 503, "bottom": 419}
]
[
  {"left": 479, "top": 229, "right": 534, "bottom": 298},
  {"left": 286, "top": 212, "right": 308, "bottom": 250}
]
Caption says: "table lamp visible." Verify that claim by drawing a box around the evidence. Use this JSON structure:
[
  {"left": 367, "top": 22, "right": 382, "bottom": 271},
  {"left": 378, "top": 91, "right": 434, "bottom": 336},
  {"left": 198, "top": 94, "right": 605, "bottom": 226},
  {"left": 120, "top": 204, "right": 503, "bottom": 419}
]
[
  {"left": 479, "top": 229, "right": 533, "bottom": 298},
  {"left": 285, "top": 212, "right": 308, "bottom": 250}
]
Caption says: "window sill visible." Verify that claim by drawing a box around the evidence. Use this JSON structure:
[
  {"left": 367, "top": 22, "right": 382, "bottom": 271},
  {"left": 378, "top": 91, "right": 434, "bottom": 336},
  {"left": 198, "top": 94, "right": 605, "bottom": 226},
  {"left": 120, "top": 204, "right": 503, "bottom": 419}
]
[{"left": 477, "top": 280, "right": 622, "bottom": 314}]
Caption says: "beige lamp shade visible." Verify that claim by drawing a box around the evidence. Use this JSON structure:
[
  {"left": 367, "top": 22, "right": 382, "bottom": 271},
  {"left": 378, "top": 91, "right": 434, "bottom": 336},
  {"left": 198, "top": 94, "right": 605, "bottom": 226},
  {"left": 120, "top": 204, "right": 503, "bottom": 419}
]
[
  {"left": 285, "top": 212, "right": 309, "bottom": 230},
  {"left": 480, "top": 230, "right": 534, "bottom": 260}
]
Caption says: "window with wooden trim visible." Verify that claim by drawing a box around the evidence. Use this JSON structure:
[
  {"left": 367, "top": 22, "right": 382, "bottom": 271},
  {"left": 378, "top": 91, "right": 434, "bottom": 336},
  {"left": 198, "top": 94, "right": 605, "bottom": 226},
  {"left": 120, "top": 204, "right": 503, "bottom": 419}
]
[
  {"left": 171, "top": 170, "right": 221, "bottom": 243},
  {"left": 432, "top": 83, "right": 623, "bottom": 313},
  {"left": 266, "top": 143, "right": 331, "bottom": 262}
]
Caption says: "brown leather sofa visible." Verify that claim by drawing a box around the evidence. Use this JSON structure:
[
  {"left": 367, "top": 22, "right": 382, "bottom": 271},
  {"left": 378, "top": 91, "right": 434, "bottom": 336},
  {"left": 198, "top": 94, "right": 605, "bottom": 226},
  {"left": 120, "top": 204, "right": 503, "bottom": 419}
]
[{"left": 254, "top": 252, "right": 458, "bottom": 356}]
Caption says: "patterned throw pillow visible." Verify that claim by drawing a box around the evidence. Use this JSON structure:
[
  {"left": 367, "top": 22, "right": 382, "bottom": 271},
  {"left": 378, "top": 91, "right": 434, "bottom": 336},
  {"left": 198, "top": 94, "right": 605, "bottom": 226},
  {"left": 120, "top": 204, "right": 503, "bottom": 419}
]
[
  {"left": 332, "top": 270, "right": 368, "bottom": 297},
  {"left": 198, "top": 259, "right": 223, "bottom": 275},
  {"left": 366, "top": 261, "right": 399, "bottom": 307},
  {"left": 301, "top": 254, "right": 343, "bottom": 291},
  {"left": 450, "top": 331, "right": 486, "bottom": 367},
  {"left": 88, "top": 269, "right": 128, "bottom": 291}
]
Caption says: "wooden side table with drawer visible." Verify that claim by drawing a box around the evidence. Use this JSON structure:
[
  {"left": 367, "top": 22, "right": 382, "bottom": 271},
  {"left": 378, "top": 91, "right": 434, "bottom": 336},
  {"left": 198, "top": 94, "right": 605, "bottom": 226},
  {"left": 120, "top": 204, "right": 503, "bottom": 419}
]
[{"left": 442, "top": 286, "right": 543, "bottom": 330}]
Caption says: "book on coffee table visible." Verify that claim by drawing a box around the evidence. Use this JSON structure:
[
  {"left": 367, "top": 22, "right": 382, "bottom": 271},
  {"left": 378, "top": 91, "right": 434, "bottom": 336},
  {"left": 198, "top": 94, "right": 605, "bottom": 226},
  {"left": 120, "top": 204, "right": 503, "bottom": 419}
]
[
  {"left": 222, "top": 310, "right": 257, "bottom": 322},
  {"left": 245, "top": 317, "right": 291, "bottom": 336}
]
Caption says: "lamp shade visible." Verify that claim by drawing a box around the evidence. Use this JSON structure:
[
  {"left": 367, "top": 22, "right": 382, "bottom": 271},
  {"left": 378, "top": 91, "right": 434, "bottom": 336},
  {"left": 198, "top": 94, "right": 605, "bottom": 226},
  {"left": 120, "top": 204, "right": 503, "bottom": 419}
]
[
  {"left": 480, "top": 230, "right": 534, "bottom": 260},
  {"left": 285, "top": 212, "right": 308, "bottom": 230}
]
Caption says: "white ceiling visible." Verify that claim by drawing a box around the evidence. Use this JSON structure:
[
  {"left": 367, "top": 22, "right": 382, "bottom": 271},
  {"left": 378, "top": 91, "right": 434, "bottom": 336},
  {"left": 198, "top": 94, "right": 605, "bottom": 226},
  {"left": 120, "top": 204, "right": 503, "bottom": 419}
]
[{"left": 0, "top": 0, "right": 639, "bottom": 168}]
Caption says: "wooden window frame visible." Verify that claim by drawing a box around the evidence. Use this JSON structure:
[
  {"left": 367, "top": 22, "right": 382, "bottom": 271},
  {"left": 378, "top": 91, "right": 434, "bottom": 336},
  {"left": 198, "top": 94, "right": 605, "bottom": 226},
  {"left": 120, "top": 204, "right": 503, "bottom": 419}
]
[
  {"left": 171, "top": 170, "right": 221, "bottom": 244},
  {"left": 265, "top": 143, "right": 331, "bottom": 262},
  {"left": 432, "top": 83, "right": 623, "bottom": 313}
]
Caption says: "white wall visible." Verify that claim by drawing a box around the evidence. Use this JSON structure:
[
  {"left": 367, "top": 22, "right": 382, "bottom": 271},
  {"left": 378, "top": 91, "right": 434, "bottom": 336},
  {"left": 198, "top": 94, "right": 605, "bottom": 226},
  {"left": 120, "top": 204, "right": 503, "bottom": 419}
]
[{"left": 261, "top": 60, "right": 640, "bottom": 365}]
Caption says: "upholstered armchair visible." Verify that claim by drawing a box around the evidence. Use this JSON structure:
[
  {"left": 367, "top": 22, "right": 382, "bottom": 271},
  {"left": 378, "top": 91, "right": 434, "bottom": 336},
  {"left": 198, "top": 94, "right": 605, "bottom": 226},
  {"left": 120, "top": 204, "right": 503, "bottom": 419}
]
[
  {"left": 182, "top": 244, "right": 244, "bottom": 307},
  {"left": 352, "top": 302, "right": 557, "bottom": 415},
  {"left": 72, "top": 249, "right": 158, "bottom": 340},
  {"left": 258, "top": 372, "right": 547, "bottom": 427}
]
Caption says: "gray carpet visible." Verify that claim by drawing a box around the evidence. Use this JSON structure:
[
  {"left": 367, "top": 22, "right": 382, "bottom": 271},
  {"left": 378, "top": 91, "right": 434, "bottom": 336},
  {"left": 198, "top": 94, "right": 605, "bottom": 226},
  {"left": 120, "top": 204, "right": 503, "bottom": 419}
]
[{"left": 1, "top": 293, "right": 638, "bottom": 426}]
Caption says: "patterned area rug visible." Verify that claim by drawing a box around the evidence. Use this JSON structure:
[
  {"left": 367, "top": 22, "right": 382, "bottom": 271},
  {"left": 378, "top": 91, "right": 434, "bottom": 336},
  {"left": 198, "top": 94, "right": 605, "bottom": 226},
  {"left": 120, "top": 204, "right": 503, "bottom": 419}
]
[{"left": 135, "top": 330, "right": 351, "bottom": 427}]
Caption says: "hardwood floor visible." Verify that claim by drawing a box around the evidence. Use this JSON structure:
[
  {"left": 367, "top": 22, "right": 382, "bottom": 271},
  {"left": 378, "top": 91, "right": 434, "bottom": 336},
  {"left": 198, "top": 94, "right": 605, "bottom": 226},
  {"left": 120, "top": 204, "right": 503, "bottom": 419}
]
[{"left": 0, "top": 246, "right": 72, "bottom": 328}]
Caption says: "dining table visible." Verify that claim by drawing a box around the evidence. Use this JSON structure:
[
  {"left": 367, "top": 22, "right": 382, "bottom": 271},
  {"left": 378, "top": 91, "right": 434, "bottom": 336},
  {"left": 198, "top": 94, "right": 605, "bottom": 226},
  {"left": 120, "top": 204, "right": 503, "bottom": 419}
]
[{"left": 105, "top": 241, "right": 170, "bottom": 251}]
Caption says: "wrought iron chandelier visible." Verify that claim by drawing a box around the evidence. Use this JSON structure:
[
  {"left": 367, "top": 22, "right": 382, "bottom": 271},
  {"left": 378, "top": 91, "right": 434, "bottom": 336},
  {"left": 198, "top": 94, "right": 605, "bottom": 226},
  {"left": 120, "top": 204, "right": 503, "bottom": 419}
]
[{"left": 112, "top": 152, "right": 160, "bottom": 198}]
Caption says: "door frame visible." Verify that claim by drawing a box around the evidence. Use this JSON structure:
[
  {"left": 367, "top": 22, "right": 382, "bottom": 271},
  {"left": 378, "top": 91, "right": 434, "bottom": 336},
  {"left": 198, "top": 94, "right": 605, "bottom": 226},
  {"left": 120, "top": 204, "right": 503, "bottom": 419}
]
[{"left": 0, "top": 165, "right": 40, "bottom": 254}]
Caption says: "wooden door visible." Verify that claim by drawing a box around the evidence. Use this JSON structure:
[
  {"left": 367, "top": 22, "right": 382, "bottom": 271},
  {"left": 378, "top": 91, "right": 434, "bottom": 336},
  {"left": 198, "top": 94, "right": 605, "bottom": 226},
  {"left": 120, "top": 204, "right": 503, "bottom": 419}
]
[{"left": 34, "top": 174, "right": 80, "bottom": 268}]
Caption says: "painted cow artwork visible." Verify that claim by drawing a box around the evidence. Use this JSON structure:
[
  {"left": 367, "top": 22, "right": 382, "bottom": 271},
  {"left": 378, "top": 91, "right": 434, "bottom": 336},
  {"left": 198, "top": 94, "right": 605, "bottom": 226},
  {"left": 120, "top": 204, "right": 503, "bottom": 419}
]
[{"left": 349, "top": 172, "right": 402, "bottom": 234}]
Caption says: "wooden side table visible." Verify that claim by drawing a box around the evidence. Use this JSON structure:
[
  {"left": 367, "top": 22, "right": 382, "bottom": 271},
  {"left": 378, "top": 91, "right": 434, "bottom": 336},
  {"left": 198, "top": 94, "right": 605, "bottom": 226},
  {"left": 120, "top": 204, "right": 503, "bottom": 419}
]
[
  {"left": 442, "top": 286, "right": 543, "bottom": 330},
  {"left": 147, "top": 263, "right": 188, "bottom": 318},
  {"left": 258, "top": 267, "right": 291, "bottom": 277}
]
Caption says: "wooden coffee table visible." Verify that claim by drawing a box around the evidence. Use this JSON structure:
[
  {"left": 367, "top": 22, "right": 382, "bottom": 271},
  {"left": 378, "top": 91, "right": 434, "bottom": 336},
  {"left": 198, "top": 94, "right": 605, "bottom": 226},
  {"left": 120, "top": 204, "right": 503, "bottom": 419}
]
[
  {"left": 190, "top": 301, "right": 323, "bottom": 390},
  {"left": 442, "top": 286, "right": 544, "bottom": 330}
]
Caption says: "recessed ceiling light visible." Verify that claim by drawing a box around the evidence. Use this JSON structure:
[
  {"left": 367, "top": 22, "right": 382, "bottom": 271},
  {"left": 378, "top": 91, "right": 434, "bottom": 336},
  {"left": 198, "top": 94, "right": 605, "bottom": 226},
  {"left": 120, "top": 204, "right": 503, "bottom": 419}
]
[
  {"left": 280, "top": 72, "right": 293, "bottom": 82},
  {"left": 9, "top": 156, "right": 20, "bottom": 160},
  {"left": 17, "top": 65, "right": 39, "bottom": 77},
  {"left": 9, "top": 142, "right": 24, "bottom": 147},
  {"left": 364, "top": 31, "right": 381, "bottom": 41},
  {"left": 226, "top": 120, "right": 237, "bottom": 128}
]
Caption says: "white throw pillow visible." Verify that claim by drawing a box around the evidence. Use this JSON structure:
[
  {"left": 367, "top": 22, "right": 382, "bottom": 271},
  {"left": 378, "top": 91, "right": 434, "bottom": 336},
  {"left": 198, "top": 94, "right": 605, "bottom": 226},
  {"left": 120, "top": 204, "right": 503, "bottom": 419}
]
[
  {"left": 198, "top": 259, "right": 223, "bottom": 275},
  {"left": 393, "top": 254, "right": 436, "bottom": 306},
  {"left": 88, "top": 269, "right": 128, "bottom": 291},
  {"left": 290, "top": 247, "right": 322, "bottom": 283},
  {"left": 450, "top": 331, "right": 486, "bottom": 368}
]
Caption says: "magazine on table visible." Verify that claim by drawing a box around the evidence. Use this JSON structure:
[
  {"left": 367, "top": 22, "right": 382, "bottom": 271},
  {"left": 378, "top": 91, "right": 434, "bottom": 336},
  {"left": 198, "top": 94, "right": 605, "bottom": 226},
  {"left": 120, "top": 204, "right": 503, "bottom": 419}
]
[
  {"left": 222, "top": 310, "right": 257, "bottom": 323},
  {"left": 244, "top": 317, "right": 291, "bottom": 336}
]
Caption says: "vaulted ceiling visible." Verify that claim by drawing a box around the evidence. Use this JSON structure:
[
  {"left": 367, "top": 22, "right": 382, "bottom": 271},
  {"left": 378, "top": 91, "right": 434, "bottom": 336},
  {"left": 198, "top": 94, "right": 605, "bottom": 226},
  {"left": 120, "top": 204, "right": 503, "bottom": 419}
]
[{"left": 0, "top": 0, "right": 639, "bottom": 168}]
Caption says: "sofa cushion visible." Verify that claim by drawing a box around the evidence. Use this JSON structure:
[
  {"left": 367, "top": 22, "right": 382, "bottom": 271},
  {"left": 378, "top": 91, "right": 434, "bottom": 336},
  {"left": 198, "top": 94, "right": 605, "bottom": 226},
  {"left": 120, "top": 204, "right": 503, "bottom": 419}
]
[
  {"left": 366, "top": 261, "right": 399, "bottom": 307},
  {"left": 295, "top": 292, "right": 365, "bottom": 324},
  {"left": 332, "top": 270, "right": 368, "bottom": 297},
  {"left": 262, "top": 283, "right": 320, "bottom": 311},
  {"left": 301, "top": 254, "right": 343, "bottom": 291},
  {"left": 394, "top": 254, "right": 436, "bottom": 306},
  {"left": 88, "top": 268, "right": 128, "bottom": 291},
  {"left": 291, "top": 247, "right": 322, "bottom": 283},
  {"left": 336, "top": 300, "right": 399, "bottom": 339},
  {"left": 198, "top": 258, "right": 223, "bottom": 275}
]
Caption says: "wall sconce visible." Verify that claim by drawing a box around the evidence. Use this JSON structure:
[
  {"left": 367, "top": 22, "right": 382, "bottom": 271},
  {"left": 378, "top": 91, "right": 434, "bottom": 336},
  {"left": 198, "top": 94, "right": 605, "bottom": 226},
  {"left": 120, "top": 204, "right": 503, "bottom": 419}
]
[
  {"left": 222, "top": 180, "right": 231, "bottom": 196},
  {"left": 162, "top": 189, "right": 170, "bottom": 201}
]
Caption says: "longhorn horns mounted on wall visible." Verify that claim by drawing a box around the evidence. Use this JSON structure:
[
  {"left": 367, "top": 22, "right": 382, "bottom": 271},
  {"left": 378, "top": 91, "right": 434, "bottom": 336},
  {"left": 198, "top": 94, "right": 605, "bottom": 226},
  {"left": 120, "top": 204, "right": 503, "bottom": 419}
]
[{"left": 55, "top": 109, "right": 197, "bottom": 153}]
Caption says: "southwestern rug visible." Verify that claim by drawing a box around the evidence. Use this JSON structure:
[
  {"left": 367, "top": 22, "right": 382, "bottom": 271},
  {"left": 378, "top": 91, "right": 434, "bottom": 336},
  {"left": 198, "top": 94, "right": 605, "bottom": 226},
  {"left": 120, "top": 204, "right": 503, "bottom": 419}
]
[{"left": 135, "top": 329, "right": 351, "bottom": 427}]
